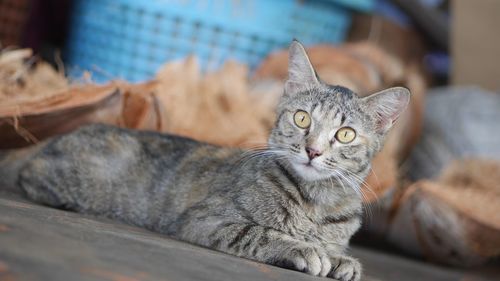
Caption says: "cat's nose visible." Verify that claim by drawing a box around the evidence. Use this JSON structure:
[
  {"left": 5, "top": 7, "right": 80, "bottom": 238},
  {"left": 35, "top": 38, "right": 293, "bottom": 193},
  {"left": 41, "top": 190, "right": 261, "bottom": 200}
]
[{"left": 305, "top": 147, "right": 322, "bottom": 160}]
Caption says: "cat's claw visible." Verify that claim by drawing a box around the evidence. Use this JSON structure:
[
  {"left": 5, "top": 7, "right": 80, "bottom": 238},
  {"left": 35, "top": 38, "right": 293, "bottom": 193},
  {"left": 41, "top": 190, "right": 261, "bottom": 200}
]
[
  {"left": 281, "top": 246, "right": 331, "bottom": 277},
  {"left": 328, "top": 256, "right": 361, "bottom": 281}
]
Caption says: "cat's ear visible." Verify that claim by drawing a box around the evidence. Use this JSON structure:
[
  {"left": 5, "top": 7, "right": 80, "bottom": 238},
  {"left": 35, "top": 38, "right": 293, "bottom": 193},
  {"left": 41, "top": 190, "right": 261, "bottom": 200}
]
[
  {"left": 363, "top": 87, "right": 410, "bottom": 133},
  {"left": 285, "top": 40, "right": 320, "bottom": 96}
]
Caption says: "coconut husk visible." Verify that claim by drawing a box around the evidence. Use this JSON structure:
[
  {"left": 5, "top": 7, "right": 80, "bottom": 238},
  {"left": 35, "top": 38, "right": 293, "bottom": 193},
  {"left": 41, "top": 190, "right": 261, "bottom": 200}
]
[
  {"left": 0, "top": 48, "right": 68, "bottom": 103},
  {"left": 254, "top": 44, "right": 382, "bottom": 94},
  {"left": 341, "top": 42, "right": 405, "bottom": 86},
  {"left": 0, "top": 47, "right": 272, "bottom": 149},
  {"left": 386, "top": 159, "right": 500, "bottom": 266},
  {"left": 155, "top": 57, "right": 270, "bottom": 148}
]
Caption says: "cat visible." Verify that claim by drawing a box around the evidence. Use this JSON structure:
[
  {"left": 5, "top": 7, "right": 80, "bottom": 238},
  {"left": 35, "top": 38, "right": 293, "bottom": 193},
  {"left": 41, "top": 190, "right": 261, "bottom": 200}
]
[{"left": 0, "top": 40, "right": 409, "bottom": 281}]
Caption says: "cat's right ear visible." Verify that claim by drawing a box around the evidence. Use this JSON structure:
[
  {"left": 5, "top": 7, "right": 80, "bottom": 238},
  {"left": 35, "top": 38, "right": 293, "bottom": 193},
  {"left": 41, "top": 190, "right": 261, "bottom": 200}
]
[{"left": 285, "top": 40, "right": 320, "bottom": 97}]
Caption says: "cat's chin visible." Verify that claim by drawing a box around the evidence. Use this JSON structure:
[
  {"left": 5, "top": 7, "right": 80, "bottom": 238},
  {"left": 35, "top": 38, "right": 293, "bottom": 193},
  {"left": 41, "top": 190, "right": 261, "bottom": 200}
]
[{"left": 291, "top": 162, "right": 331, "bottom": 182}]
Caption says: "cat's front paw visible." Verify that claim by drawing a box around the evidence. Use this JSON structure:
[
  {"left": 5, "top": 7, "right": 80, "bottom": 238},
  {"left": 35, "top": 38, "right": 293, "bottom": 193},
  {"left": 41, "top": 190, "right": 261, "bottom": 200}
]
[
  {"left": 276, "top": 246, "right": 331, "bottom": 277},
  {"left": 328, "top": 256, "right": 361, "bottom": 281}
]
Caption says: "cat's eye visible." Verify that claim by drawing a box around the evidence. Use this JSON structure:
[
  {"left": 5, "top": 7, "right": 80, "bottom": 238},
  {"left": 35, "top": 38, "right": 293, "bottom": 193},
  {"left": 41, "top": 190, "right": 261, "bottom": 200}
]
[
  {"left": 335, "top": 127, "right": 356, "bottom": 144},
  {"left": 293, "top": 110, "right": 311, "bottom": 129}
]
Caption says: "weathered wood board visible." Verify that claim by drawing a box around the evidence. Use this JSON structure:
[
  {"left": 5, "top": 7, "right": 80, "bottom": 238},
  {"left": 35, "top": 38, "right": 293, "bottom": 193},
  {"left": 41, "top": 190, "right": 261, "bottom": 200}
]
[{"left": 0, "top": 192, "right": 498, "bottom": 281}]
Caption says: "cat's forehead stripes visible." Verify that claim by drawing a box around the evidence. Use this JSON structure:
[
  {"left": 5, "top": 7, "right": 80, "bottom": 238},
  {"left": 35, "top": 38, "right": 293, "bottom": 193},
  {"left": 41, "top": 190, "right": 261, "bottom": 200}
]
[
  {"left": 311, "top": 102, "right": 324, "bottom": 120},
  {"left": 333, "top": 110, "right": 344, "bottom": 127},
  {"left": 308, "top": 92, "right": 350, "bottom": 127}
]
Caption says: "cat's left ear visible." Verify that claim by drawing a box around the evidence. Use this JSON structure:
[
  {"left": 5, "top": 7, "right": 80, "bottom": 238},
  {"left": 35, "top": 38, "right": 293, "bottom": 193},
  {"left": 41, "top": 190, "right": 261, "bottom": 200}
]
[
  {"left": 285, "top": 40, "right": 320, "bottom": 97},
  {"left": 362, "top": 87, "right": 410, "bottom": 133}
]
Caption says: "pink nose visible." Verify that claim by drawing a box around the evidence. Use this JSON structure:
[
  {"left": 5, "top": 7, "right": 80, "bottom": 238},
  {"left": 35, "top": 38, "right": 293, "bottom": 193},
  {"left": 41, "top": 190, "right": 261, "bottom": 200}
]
[{"left": 305, "top": 147, "right": 322, "bottom": 160}]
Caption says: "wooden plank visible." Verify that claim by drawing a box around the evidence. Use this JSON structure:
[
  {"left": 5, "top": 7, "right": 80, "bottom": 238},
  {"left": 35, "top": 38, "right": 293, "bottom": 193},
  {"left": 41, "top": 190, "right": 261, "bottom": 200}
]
[{"left": 0, "top": 192, "right": 497, "bottom": 281}]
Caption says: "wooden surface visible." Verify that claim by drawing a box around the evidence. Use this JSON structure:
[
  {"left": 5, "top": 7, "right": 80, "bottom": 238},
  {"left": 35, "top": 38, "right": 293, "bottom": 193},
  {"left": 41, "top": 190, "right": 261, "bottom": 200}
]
[{"left": 0, "top": 192, "right": 498, "bottom": 281}]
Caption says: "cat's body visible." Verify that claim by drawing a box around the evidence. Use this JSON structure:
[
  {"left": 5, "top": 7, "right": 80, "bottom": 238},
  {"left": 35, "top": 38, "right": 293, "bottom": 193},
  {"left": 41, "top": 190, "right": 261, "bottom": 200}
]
[
  {"left": 18, "top": 124, "right": 361, "bottom": 275},
  {"left": 0, "top": 41, "right": 410, "bottom": 281}
]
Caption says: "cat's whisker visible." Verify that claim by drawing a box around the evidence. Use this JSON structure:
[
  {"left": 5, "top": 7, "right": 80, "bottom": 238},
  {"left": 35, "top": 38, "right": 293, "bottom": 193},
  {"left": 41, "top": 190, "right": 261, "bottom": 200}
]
[
  {"left": 334, "top": 168, "right": 371, "bottom": 198},
  {"left": 369, "top": 166, "right": 381, "bottom": 189},
  {"left": 333, "top": 170, "right": 350, "bottom": 194},
  {"left": 239, "top": 146, "right": 270, "bottom": 156},
  {"left": 235, "top": 147, "right": 289, "bottom": 169},
  {"left": 334, "top": 165, "right": 378, "bottom": 202},
  {"left": 237, "top": 153, "right": 276, "bottom": 168},
  {"left": 332, "top": 166, "right": 377, "bottom": 221},
  {"left": 340, "top": 172, "right": 375, "bottom": 221},
  {"left": 336, "top": 170, "right": 360, "bottom": 195}
]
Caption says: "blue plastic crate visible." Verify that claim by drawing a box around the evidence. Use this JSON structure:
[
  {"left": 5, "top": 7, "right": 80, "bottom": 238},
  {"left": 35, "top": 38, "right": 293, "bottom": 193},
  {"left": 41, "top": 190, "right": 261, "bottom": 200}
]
[{"left": 65, "top": 0, "right": 370, "bottom": 82}]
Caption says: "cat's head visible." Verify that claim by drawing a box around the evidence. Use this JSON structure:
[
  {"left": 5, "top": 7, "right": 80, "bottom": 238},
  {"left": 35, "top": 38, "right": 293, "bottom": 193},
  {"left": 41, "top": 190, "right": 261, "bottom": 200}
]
[{"left": 269, "top": 40, "right": 410, "bottom": 182}]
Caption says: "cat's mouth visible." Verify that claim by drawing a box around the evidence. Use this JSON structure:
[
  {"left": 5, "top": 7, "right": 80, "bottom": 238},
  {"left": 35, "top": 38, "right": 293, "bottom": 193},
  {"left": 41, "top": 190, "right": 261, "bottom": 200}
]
[
  {"left": 301, "top": 161, "right": 321, "bottom": 172},
  {"left": 290, "top": 160, "right": 331, "bottom": 182},
  {"left": 304, "top": 161, "right": 315, "bottom": 168}
]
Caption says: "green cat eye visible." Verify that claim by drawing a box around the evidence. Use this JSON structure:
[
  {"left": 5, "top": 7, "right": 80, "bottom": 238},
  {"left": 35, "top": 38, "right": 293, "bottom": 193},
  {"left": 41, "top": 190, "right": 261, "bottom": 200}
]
[
  {"left": 293, "top": 110, "right": 311, "bottom": 129},
  {"left": 335, "top": 127, "right": 356, "bottom": 144}
]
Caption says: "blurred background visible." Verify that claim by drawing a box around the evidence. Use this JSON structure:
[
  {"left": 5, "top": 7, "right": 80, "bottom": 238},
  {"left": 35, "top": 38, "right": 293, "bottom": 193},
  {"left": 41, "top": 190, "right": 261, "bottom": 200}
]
[{"left": 1, "top": 0, "right": 499, "bottom": 280}]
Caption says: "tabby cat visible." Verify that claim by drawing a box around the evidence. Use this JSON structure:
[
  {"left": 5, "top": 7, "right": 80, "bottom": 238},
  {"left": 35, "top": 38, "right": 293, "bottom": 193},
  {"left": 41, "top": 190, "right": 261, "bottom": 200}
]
[{"left": 1, "top": 41, "right": 409, "bottom": 281}]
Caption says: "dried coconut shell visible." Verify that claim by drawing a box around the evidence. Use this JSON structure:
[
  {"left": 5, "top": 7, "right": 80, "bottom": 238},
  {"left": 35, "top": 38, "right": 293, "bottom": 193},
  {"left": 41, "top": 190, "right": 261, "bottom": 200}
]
[
  {"left": 386, "top": 159, "right": 500, "bottom": 266},
  {"left": 0, "top": 83, "right": 119, "bottom": 117},
  {"left": 119, "top": 80, "right": 166, "bottom": 132},
  {"left": 0, "top": 84, "right": 122, "bottom": 148},
  {"left": 0, "top": 81, "right": 170, "bottom": 149}
]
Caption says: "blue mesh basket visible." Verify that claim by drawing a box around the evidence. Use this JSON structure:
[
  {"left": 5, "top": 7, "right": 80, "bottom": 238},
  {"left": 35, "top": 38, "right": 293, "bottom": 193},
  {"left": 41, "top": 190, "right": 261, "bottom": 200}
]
[
  {"left": 324, "top": 0, "right": 374, "bottom": 11},
  {"left": 65, "top": 0, "right": 372, "bottom": 82}
]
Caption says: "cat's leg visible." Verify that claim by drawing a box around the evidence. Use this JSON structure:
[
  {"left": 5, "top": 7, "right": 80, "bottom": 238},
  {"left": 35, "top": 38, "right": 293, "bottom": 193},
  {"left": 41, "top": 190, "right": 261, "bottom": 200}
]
[
  {"left": 18, "top": 151, "right": 118, "bottom": 214},
  {"left": 328, "top": 255, "right": 361, "bottom": 281},
  {"left": 183, "top": 222, "right": 332, "bottom": 277},
  {"left": 18, "top": 157, "right": 69, "bottom": 208}
]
